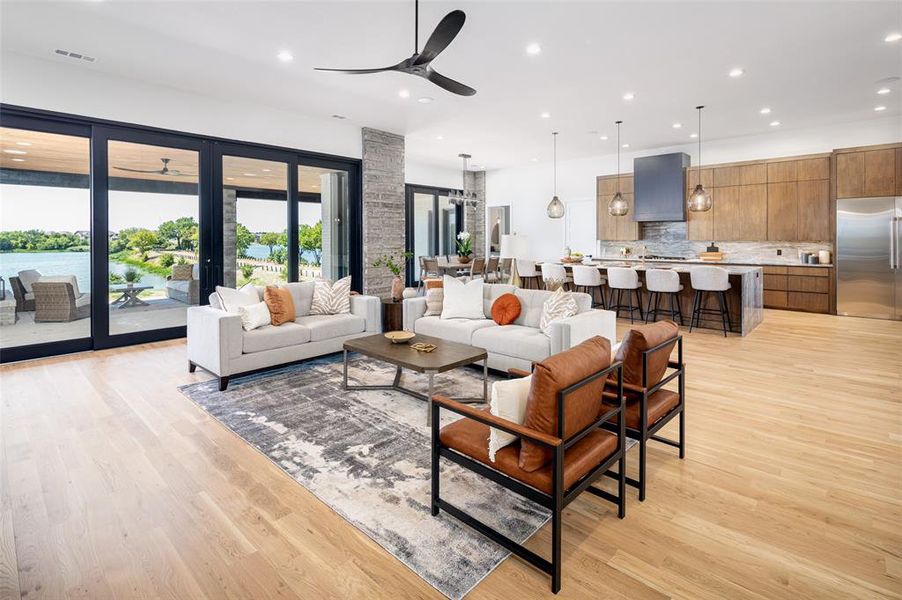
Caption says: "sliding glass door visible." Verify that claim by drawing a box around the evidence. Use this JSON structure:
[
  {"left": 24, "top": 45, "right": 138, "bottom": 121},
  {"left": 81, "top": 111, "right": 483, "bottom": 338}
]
[
  {"left": 405, "top": 184, "right": 462, "bottom": 286},
  {"left": 299, "top": 162, "right": 355, "bottom": 282}
]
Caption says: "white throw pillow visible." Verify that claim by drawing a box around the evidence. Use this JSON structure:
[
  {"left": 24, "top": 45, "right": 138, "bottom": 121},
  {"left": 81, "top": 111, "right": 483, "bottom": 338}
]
[
  {"left": 441, "top": 275, "right": 484, "bottom": 320},
  {"left": 17, "top": 269, "right": 42, "bottom": 293},
  {"left": 539, "top": 288, "right": 579, "bottom": 335},
  {"left": 488, "top": 375, "right": 533, "bottom": 462},
  {"left": 424, "top": 287, "right": 443, "bottom": 316},
  {"left": 310, "top": 276, "right": 352, "bottom": 315},
  {"left": 216, "top": 284, "right": 260, "bottom": 314},
  {"left": 238, "top": 301, "right": 272, "bottom": 331}
]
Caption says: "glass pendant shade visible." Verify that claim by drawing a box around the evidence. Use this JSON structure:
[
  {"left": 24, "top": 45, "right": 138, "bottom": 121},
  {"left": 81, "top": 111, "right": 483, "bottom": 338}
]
[
  {"left": 547, "top": 195, "right": 565, "bottom": 219},
  {"left": 608, "top": 191, "right": 629, "bottom": 216},
  {"left": 688, "top": 183, "right": 713, "bottom": 212}
]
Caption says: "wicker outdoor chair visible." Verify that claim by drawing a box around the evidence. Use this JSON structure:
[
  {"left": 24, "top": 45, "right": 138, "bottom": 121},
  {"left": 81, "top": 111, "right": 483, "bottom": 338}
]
[{"left": 32, "top": 280, "right": 91, "bottom": 322}]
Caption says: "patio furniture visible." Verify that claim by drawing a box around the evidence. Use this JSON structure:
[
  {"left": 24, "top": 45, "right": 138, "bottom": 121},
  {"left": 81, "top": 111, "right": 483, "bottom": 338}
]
[
  {"left": 459, "top": 257, "right": 486, "bottom": 282},
  {"left": 165, "top": 263, "right": 200, "bottom": 305},
  {"left": 32, "top": 277, "right": 91, "bottom": 322},
  {"left": 9, "top": 276, "right": 35, "bottom": 312},
  {"left": 111, "top": 285, "right": 152, "bottom": 308}
]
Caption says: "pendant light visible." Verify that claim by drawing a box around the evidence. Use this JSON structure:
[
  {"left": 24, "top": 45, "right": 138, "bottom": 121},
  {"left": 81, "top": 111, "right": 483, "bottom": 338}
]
[
  {"left": 687, "top": 105, "right": 713, "bottom": 212},
  {"left": 608, "top": 120, "right": 629, "bottom": 216},
  {"left": 546, "top": 131, "right": 565, "bottom": 219}
]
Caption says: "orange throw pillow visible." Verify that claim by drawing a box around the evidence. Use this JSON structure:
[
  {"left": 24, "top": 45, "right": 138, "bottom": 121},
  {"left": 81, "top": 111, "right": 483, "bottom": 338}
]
[
  {"left": 264, "top": 286, "right": 295, "bottom": 326},
  {"left": 491, "top": 293, "right": 521, "bottom": 325},
  {"left": 519, "top": 336, "right": 612, "bottom": 472}
]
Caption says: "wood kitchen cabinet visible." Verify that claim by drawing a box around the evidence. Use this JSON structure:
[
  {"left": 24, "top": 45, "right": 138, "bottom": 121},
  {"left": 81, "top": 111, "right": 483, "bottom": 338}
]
[
  {"left": 835, "top": 145, "right": 901, "bottom": 198},
  {"left": 596, "top": 175, "right": 638, "bottom": 241},
  {"left": 896, "top": 148, "right": 902, "bottom": 196},
  {"left": 767, "top": 160, "right": 798, "bottom": 183},
  {"left": 712, "top": 186, "right": 741, "bottom": 241},
  {"left": 763, "top": 266, "right": 831, "bottom": 313},
  {"left": 864, "top": 149, "right": 896, "bottom": 197},
  {"left": 767, "top": 182, "right": 798, "bottom": 241},
  {"left": 836, "top": 152, "right": 865, "bottom": 198},
  {"left": 739, "top": 184, "right": 768, "bottom": 240},
  {"left": 797, "top": 179, "right": 830, "bottom": 241}
]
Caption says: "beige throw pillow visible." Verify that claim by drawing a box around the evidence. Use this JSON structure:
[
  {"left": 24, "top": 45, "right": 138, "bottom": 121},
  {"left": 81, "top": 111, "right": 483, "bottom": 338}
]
[
  {"left": 424, "top": 287, "right": 444, "bottom": 316},
  {"left": 310, "top": 276, "right": 352, "bottom": 315},
  {"left": 539, "top": 288, "right": 579, "bottom": 335},
  {"left": 488, "top": 375, "right": 533, "bottom": 462}
]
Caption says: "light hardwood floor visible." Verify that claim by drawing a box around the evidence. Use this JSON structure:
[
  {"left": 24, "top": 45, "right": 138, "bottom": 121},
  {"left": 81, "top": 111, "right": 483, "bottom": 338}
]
[{"left": 1, "top": 309, "right": 901, "bottom": 599}]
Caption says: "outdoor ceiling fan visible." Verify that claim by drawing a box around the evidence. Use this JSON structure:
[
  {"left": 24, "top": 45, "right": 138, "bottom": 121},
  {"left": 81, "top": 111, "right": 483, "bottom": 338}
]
[
  {"left": 113, "top": 158, "right": 191, "bottom": 177},
  {"left": 314, "top": 0, "right": 476, "bottom": 96}
]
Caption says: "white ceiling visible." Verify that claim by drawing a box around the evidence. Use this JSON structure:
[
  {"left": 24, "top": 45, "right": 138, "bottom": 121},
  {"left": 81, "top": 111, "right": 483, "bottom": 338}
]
[{"left": 1, "top": 1, "right": 900, "bottom": 170}]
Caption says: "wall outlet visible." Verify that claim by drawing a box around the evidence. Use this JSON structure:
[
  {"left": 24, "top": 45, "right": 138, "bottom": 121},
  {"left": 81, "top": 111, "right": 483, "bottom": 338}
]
[{"left": 776, "top": 249, "right": 782, "bottom": 256}]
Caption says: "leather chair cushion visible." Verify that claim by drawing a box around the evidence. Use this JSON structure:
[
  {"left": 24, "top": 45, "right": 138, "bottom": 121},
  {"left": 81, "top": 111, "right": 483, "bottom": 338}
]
[
  {"left": 491, "top": 293, "right": 521, "bottom": 325},
  {"left": 614, "top": 320, "right": 679, "bottom": 388},
  {"left": 606, "top": 389, "right": 680, "bottom": 429},
  {"left": 439, "top": 414, "right": 618, "bottom": 495},
  {"left": 519, "top": 336, "right": 611, "bottom": 472}
]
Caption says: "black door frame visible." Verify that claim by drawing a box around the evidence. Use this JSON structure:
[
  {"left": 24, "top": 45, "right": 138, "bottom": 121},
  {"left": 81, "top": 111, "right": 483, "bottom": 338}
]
[
  {"left": 404, "top": 184, "right": 463, "bottom": 287},
  {"left": 92, "top": 126, "right": 214, "bottom": 350}
]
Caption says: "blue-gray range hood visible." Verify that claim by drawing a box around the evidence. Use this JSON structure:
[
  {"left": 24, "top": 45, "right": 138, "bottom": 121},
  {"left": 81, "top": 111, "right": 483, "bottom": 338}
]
[{"left": 633, "top": 152, "right": 691, "bottom": 222}]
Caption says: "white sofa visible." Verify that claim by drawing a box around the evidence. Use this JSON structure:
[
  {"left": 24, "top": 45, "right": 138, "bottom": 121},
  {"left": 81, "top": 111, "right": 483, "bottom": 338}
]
[
  {"left": 187, "top": 281, "right": 381, "bottom": 390},
  {"left": 403, "top": 283, "right": 616, "bottom": 372}
]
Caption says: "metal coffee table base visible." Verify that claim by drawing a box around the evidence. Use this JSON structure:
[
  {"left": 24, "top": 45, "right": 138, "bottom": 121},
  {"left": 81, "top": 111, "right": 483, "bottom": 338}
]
[{"left": 343, "top": 349, "right": 488, "bottom": 426}]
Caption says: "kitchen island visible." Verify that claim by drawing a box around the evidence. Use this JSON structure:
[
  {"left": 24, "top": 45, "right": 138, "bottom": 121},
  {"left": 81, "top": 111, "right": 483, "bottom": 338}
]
[{"left": 549, "top": 260, "right": 764, "bottom": 335}]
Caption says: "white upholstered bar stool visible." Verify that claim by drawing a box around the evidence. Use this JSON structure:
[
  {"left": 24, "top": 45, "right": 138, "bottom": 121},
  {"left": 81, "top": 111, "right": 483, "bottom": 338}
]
[
  {"left": 541, "top": 263, "right": 573, "bottom": 291},
  {"left": 516, "top": 260, "right": 542, "bottom": 289},
  {"left": 689, "top": 266, "right": 732, "bottom": 336},
  {"left": 572, "top": 265, "right": 607, "bottom": 308},
  {"left": 607, "top": 266, "right": 643, "bottom": 323},
  {"left": 644, "top": 268, "right": 684, "bottom": 325}
]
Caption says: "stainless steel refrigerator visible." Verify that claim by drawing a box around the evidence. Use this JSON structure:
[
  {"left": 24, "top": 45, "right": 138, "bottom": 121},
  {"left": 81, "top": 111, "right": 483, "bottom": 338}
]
[{"left": 837, "top": 197, "right": 902, "bottom": 320}]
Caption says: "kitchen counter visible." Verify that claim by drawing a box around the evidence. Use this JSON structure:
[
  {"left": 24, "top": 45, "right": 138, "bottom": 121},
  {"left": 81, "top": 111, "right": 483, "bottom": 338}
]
[{"left": 585, "top": 257, "right": 833, "bottom": 268}]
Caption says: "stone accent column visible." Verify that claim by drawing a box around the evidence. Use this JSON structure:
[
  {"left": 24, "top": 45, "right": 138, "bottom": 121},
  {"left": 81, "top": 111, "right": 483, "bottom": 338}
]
[
  {"left": 463, "top": 170, "right": 486, "bottom": 258},
  {"left": 362, "top": 127, "right": 405, "bottom": 298},
  {"left": 223, "top": 188, "right": 237, "bottom": 288}
]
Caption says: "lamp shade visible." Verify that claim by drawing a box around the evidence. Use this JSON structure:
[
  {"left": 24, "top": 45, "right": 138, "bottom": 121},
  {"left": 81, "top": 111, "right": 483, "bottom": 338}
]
[
  {"left": 500, "top": 234, "right": 530, "bottom": 259},
  {"left": 499, "top": 234, "right": 514, "bottom": 258},
  {"left": 547, "top": 196, "right": 565, "bottom": 219}
]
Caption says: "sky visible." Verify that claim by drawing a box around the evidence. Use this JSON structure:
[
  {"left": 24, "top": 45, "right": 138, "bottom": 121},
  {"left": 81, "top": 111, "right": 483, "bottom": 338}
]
[{"left": 0, "top": 185, "right": 322, "bottom": 233}]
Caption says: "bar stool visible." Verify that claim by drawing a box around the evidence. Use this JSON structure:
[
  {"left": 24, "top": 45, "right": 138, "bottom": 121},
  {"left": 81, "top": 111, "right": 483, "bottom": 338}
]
[
  {"left": 607, "top": 267, "right": 643, "bottom": 323},
  {"left": 541, "top": 263, "right": 573, "bottom": 291},
  {"left": 644, "top": 268, "right": 683, "bottom": 325},
  {"left": 516, "top": 260, "right": 542, "bottom": 289},
  {"left": 572, "top": 265, "right": 607, "bottom": 308},
  {"left": 689, "top": 266, "right": 731, "bottom": 336}
]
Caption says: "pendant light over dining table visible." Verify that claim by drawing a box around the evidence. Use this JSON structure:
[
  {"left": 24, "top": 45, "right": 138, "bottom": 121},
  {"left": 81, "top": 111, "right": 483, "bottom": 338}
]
[
  {"left": 607, "top": 120, "right": 629, "bottom": 216},
  {"left": 687, "top": 105, "right": 713, "bottom": 213},
  {"left": 546, "top": 131, "right": 565, "bottom": 219}
]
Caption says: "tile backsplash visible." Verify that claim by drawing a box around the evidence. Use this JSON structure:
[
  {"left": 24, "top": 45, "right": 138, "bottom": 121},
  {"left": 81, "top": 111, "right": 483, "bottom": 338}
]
[{"left": 596, "top": 221, "right": 832, "bottom": 265}]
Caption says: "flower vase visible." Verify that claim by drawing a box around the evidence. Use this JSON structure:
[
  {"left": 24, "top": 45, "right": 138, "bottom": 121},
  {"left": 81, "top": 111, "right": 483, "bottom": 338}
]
[
  {"left": 390, "top": 276, "right": 404, "bottom": 302},
  {"left": 457, "top": 255, "right": 471, "bottom": 264}
]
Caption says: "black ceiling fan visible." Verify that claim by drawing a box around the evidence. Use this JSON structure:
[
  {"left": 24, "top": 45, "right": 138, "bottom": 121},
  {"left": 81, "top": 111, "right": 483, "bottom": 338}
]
[
  {"left": 314, "top": 0, "right": 475, "bottom": 96},
  {"left": 113, "top": 158, "right": 191, "bottom": 176}
]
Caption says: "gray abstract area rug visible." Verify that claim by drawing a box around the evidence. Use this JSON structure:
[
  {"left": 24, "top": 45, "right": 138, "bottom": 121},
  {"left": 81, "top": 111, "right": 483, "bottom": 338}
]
[{"left": 179, "top": 354, "right": 551, "bottom": 599}]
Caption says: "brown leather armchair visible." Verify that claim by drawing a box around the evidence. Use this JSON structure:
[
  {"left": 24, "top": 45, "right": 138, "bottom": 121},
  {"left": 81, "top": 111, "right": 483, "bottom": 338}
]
[
  {"left": 431, "top": 336, "right": 627, "bottom": 594},
  {"left": 602, "top": 320, "right": 685, "bottom": 502}
]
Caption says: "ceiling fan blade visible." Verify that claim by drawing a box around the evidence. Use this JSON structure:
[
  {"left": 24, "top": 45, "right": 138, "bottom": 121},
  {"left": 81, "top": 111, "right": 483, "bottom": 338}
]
[
  {"left": 314, "top": 66, "right": 399, "bottom": 74},
  {"left": 425, "top": 69, "right": 476, "bottom": 96},
  {"left": 113, "top": 166, "right": 165, "bottom": 174},
  {"left": 413, "top": 10, "right": 465, "bottom": 65}
]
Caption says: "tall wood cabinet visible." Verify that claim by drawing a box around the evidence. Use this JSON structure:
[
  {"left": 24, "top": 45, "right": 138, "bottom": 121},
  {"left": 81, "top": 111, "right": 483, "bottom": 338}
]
[
  {"left": 596, "top": 174, "right": 638, "bottom": 241},
  {"left": 835, "top": 144, "right": 902, "bottom": 199}
]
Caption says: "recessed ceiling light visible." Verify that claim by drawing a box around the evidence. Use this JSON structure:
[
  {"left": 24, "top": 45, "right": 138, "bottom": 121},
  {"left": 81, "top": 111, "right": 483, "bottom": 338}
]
[
  {"left": 10, "top": 158, "right": 25, "bottom": 162},
  {"left": 262, "top": 168, "right": 271, "bottom": 172},
  {"left": 689, "top": 133, "right": 698, "bottom": 138},
  {"left": 540, "top": 111, "right": 551, "bottom": 119},
  {"left": 243, "top": 172, "right": 257, "bottom": 176},
  {"left": 331, "top": 114, "right": 346, "bottom": 119},
  {"left": 759, "top": 107, "right": 772, "bottom": 114},
  {"left": 277, "top": 50, "right": 293, "bottom": 62},
  {"left": 770, "top": 120, "right": 781, "bottom": 127},
  {"left": 3, "top": 149, "right": 27, "bottom": 155},
  {"left": 672, "top": 122, "right": 682, "bottom": 129},
  {"left": 728, "top": 67, "right": 744, "bottom": 78},
  {"left": 599, "top": 135, "right": 608, "bottom": 141},
  {"left": 587, "top": 130, "right": 598, "bottom": 135},
  {"left": 15, "top": 141, "right": 31, "bottom": 146},
  {"left": 622, "top": 92, "right": 635, "bottom": 101},
  {"left": 877, "top": 88, "right": 891, "bottom": 95},
  {"left": 398, "top": 89, "right": 410, "bottom": 99},
  {"left": 622, "top": 143, "right": 630, "bottom": 148},
  {"left": 525, "top": 43, "right": 541, "bottom": 55},
  {"left": 885, "top": 32, "right": 902, "bottom": 43},
  {"left": 435, "top": 135, "right": 444, "bottom": 140},
  {"left": 417, "top": 96, "right": 434, "bottom": 104},
  {"left": 874, "top": 105, "right": 887, "bottom": 112},
  {"left": 530, "top": 157, "right": 538, "bottom": 162}
]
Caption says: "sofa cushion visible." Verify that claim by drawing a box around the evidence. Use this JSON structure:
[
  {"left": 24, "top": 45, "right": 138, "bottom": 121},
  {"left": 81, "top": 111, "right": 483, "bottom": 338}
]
[
  {"left": 279, "top": 281, "right": 316, "bottom": 317},
  {"left": 238, "top": 301, "right": 272, "bottom": 331},
  {"left": 264, "top": 286, "right": 295, "bottom": 326},
  {"left": 513, "top": 288, "right": 551, "bottom": 329},
  {"left": 539, "top": 289, "right": 579, "bottom": 334},
  {"left": 242, "top": 322, "right": 311, "bottom": 354},
  {"left": 471, "top": 325, "right": 550, "bottom": 363},
  {"left": 216, "top": 284, "right": 260, "bottom": 314},
  {"left": 294, "top": 313, "right": 366, "bottom": 342},
  {"left": 440, "top": 414, "right": 618, "bottom": 495},
  {"left": 171, "top": 264, "right": 193, "bottom": 280},
  {"left": 17, "top": 269, "right": 41, "bottom": 293},
  {"left": 414, "top": 315, "right": 496, "bottom": 345},
  {"left": 311, "top": 276, "right": 351, "bottom": 315},
  {"left": 490, "top": 293, "right": 521, "bottom": 325},
  {"left": 442, "top": 276, "right": 484, "bottom": 320},
  {"left": 38, "top": 275, "right": 81, "bottom": 297},
  {"left": 167, "top": 280, "right": 192, "bottom": 293},
  {"left": 519, "top": 336, "right": 612, "bottom": 472},
  {"left": 74, "top": 293, "right": 91, "bottom": 308},
  {"left": 483, "top": 284, "right": 517, "bottom": 318}
]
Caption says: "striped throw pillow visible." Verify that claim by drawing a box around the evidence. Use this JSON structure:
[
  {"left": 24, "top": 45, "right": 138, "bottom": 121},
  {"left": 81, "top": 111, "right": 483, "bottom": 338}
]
[
  {"left": 310, "top": 276, "right": 352, "bottom": 315},
  {"left": 539, "top": 288, "right": 579, "bottom": 334}
]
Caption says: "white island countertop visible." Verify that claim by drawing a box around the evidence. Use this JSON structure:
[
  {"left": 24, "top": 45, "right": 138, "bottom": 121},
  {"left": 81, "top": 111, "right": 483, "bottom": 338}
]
[{"left": 579, "top": 257, "right": 833, "bottom": 268}]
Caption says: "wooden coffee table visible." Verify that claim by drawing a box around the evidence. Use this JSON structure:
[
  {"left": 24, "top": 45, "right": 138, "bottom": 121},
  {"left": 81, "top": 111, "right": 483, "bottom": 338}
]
[
  {"left": 110, "top": 284, "right": 152, "bottom": 308},
  {"left": 343, "top": 333, "right": 488, "bottom": 425}
]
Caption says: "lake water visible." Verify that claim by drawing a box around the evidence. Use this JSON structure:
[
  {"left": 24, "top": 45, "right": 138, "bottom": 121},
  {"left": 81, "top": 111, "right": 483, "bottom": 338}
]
[{"left": 0, "top": 252, "right": 167, "bottom": 290}]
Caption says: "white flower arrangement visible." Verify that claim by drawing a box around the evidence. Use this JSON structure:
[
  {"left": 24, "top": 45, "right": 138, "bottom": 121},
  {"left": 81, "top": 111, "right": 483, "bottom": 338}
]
[{"left": 456, "top": 230, "right": 473, "bottom": 256}]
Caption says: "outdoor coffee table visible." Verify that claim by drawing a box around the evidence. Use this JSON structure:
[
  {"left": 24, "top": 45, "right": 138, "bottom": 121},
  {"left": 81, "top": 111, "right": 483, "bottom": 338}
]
[
  {"left": 110, "top": 284, "right": 152, "bottom": 308},
  {"left": 343, "top": 333, "right": 488, "bottom": 426}
]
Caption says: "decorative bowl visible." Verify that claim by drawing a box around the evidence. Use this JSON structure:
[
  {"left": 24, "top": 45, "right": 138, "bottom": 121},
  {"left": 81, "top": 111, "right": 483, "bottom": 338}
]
[
  {"left": 385, "top": 331, "right": 415, "bottom": 344},
  {"left": 561, "top": 256, "right": 584, "bottom": 264}
]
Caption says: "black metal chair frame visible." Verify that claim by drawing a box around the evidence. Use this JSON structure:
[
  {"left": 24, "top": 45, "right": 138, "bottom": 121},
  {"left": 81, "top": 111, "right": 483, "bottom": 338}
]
[
  {"left": 608, "top": 287, "right": 644, "bottom": 323},
  {"left": 645, "top": 290, "right": 683, "bottom": 325},
  {"left": 431, "top": 362, "right": 626, "bottom": 594},
  {"left": 602, "top": 335, "right": 685, "bottom": 501},
  {"left": 574, "top": 284, "right": 607, "bottom": 309},
  {"left": 689, "top": 289, "right": 732, "bottom": 336}
]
